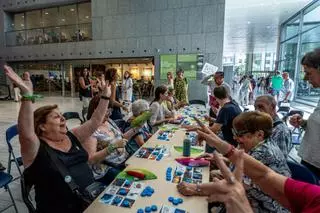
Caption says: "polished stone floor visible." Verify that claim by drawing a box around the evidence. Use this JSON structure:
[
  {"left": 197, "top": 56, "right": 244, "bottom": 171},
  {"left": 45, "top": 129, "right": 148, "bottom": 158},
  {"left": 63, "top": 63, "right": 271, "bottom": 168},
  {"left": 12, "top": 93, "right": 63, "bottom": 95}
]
[{"left": 0, "top": 96, "right": 314, "bottom": 212}]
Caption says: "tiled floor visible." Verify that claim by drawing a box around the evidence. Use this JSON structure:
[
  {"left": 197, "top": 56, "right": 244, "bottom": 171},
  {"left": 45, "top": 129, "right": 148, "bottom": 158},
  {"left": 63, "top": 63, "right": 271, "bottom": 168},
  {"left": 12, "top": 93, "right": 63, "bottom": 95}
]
[{"left": 0, "top": 96, "right": 315, "bottom": 212}]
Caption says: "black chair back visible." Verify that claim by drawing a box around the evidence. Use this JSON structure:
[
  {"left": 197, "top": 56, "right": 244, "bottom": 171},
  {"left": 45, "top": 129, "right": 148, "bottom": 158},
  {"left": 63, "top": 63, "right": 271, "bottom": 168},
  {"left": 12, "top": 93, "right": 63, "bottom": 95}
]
[
  {"left": 287, "top": 159, "right": 319, "bottom": 185},
  {"left": 63, "top": 112, "right": 84, "bottom": 124}
]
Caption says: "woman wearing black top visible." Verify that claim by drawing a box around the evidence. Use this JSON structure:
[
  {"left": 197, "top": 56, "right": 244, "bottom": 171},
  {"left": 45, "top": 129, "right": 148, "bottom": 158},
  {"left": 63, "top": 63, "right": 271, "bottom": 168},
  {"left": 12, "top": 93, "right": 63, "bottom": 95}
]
[
  {"left": 105, "top": 68, "right": 128, "bottom": 120},
  {"left": 4, "top": 65, "right": 111, "bottom": 213},
  {"left": 79, "top": 68, "right": 92, "bottom": 118}
]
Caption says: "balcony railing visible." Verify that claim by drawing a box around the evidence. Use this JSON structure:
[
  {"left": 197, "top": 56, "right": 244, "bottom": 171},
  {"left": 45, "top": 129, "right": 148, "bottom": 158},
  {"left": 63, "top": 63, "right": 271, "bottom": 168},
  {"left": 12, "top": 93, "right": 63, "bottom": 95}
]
[{"left": 5, "top": 23, "right": 92, "bottom": 47}]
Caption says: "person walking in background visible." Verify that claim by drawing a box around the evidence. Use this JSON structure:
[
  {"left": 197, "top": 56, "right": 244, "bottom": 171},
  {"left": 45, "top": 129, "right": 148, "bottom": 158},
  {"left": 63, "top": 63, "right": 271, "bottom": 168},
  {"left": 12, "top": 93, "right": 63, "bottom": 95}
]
[
  {"left": 249, "top": 75, "right": 256, "bottom": 104},
  {"left": 239, "top": 75, "right": 252, "bottom": 106},
  {"left": 167, "top": 72, "right": 174, "bottom": 88},
  {"left": 79, "top": 68, "right": 92, "bottom": 119},
  {"left": 281, "top": 72, "right": 295, "bottom": 103},
  {"left": 174, "top": 68, "right": 188, "bottom": 103},
  {"left": 271, "top": 71, "right": 283, "bottom": 102},
  {"left": 121, "top": 71, "right": 133, "bottom": 103}
]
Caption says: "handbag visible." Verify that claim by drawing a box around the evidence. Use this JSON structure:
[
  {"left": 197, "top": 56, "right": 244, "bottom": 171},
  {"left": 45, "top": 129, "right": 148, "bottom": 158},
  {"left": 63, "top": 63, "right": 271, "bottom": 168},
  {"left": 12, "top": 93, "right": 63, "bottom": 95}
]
[{"left": 44, "top": 145, "right": 106, "bottom": 206}]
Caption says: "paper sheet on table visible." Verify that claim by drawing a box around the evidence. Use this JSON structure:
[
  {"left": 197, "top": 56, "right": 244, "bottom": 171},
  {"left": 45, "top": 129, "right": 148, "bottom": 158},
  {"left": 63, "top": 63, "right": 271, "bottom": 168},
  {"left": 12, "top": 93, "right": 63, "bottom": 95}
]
[{"left": 201, "top": 63, "right": 218, "bottom": 75}]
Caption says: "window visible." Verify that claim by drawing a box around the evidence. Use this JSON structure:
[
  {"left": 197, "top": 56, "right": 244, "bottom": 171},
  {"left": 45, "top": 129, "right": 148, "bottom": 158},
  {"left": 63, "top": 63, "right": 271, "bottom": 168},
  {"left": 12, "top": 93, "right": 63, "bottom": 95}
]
[
  {"left": 177, "top": 54, "right": 197, "bottom": 80},
  {"left": 13, "top": 13, "right": 25, "bottom": 30},
  {"left": 303, "top": 2, "right": 320, "bottom": 32},
  {"left": 26, "top": 10, "right": 41, "bottom": 29},
  {"left": 59, "top": 5, "right": 77, "bottom": 25},
  {"left": 43, "top": 8, "right": 58, "bottom": 27},
  {"left": 78, "top": 3, "right": 91, "bottom": 24}
]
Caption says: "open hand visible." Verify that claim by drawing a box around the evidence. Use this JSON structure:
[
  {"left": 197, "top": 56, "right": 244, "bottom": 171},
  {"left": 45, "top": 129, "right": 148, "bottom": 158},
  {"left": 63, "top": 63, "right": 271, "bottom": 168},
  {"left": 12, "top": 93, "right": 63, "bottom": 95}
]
[
  {"left": 4, "top": 65, "right": 33, "bottom": 95},
  {"left": 207, "top": 150, "right": 253, "bottom": 213}
]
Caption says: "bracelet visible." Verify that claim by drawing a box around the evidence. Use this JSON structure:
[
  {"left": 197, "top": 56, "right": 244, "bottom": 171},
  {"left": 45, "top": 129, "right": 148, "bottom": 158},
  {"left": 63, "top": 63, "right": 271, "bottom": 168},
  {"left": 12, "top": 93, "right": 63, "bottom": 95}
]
[
  {"left": 224, "top": 145, "right": 236, "bottom": 158},
  {"left": 21, "top": 94, "right": 43, "bottom": 103},
  {"left": 101, "top": 96, "right": 110, "bottom": 100},
  {"left": 107, "top": 144, "right": 116, "bottom": 153}
]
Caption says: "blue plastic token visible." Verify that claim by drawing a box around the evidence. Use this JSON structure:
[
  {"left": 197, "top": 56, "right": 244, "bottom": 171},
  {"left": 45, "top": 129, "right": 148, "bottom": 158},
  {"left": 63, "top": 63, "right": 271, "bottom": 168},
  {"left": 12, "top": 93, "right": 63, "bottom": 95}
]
[
  {"left": 141, "top": 192, "right": 146, "bottom": 197},
  {"left": 168, "top": 196, "right": 174, "bottom": 202},
  {"left": 123, "top": 200, "right": 130, "bottom": 207},
  {"left": 177, "top": 198, "right": 183, "bottom": 203},
  {"left": 145, "top": 206, "right": 151, "bottom": 212},
  {"left": 151, "top": 205, "right": 158, "bottom": 211},
  {"left": 137, "top": 208, "right": 144, "bottom": 213},
  {"left": 172, "top": 199, "right": 179, "bottom": 205}
]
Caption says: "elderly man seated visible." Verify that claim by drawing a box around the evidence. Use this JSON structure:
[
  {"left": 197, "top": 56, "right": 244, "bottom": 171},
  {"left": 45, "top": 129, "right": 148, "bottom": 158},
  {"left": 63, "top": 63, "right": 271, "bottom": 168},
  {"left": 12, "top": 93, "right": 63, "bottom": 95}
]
[{"left": 254, "top": 95, "right": 292, "bottom": 158}]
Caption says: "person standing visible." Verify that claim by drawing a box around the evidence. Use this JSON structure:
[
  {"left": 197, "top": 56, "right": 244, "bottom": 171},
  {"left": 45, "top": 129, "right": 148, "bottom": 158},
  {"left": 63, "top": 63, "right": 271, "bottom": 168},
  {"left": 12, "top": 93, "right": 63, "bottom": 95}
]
[
  {"left": 79, "top": 68, "right": 92, "bottom": 118},
  {"left": 121, "top": 71, "right": 133, "bottom": 103},
  {"left": 201, "top": 71, "right": 232, "bottom": 117},
  {"left": 290, "top": 48, "right": 320, "bottom": 178},
  {"left": 174, "top": 69, "right": 188, "bottom": 103},
  {"left": 281, "top": 72, "right": 295, "bottom": 103},
  {"left": 239, "top": 75, "right": 252, "bottom": 106},
  {"left": 271, "top": 71, "right": 283, "bottom": 101},
  {"left": 167, "top": 72, "right": 174, "bottom": 88}
]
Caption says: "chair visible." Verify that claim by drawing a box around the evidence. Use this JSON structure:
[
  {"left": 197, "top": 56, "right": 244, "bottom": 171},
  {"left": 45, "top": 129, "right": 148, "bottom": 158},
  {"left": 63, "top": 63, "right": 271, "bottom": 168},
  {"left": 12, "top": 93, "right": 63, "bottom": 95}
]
[
  {"left": 5, "top": 124, "right": 23, "bottom": 180},
  {"left": 113, "top": 119, "right": 129, "bottom": 133},
  {"left": 287, "top": 159, "right": 319, "bottom": 185},
  {"left": 189, "top": 99, "right": 206, "bottom": 106},
  {"left": 21, "top": 173, "right": 36, "bottom": 213},
  {"left": 0, "top": 172, "right": 18, "bottom": 213},
  {"left": 63, "top": 112, "right": 84, "bottom": 129}
]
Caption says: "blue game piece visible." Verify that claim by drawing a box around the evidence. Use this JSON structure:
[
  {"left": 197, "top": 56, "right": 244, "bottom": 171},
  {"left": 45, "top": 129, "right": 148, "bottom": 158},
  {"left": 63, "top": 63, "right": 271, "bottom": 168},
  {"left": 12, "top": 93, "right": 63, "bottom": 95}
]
[
  {"left": 141, "top": 192, "right": 147, "bottom": 197},
  {"left": 123, "top": 200, "right": 130, "bottom": 207},
  {"left": 186, "top": 166, "right": 192, "bottom": 171},
  {"left": 177, "top": 198, "right": 183, "bottom": 204},
  {"left": 168, "top": 196, "right": 174, "bottom": 202},
  {"left": 113, "top": 197, "right": 121, "bottom": 204},
  {"left": 149, "top": 188, "right": 154, "bottom": 193},
  {"left": 146, "top": 192, "right": 152, "bottom": 197},
  {"left": 137, "top": 208, "right": 144, "bottom": 213},
  {"left": 145, "top": 206, "right": 151, "bottom": 212},
  {"left": 176, "top": 171, "right": 183, "bottom": 176},
  {"left": 173, "top": 199, "right": 179, "bottom": 205},
  {"left": 151, "top": 205, "right": 158, "bottom": 211}
]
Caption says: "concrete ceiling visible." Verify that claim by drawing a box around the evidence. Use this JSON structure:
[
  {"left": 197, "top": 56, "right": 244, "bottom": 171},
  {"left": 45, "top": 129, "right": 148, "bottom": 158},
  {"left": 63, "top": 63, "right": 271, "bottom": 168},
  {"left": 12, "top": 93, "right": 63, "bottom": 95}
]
[{"left": 223, "top": 0, "right": 312, "bottom": 55}]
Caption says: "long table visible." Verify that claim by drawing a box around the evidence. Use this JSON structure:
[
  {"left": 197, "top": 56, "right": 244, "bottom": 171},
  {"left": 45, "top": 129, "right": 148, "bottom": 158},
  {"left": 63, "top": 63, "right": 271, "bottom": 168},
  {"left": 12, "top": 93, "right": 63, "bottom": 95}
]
[{"left": 85, "top": 106, "right": 210, "bottom": 213}]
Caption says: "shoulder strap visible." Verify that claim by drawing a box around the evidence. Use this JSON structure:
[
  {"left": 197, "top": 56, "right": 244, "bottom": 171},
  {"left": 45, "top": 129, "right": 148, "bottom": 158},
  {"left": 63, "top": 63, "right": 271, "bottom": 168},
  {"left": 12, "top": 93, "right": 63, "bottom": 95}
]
[
  {"left": 43, "top": 144, "right": 81, "bottom": 195},
  {"left": 273, "top": 120, "right": 283, "bottom": 128}
]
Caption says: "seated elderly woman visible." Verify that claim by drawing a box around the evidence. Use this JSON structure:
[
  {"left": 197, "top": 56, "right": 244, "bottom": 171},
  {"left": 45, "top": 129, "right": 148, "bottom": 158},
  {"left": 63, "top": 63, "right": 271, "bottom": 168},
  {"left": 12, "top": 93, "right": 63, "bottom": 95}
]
[
  {"left": 82, "top": 96, "right": 142, "bottom": 180},
  {"left": 4, "top": 65, "right": 111, "bottom": 212},
  {"left": 178, "top": 111, "right": 291, "bottom": 213},
  {"left": 149, "top": 85, "right": 175, "bottom": 129},
  {"left": 179, "top": 130, "right": 320, "bottom": 213},
  {"left": 125, "top": 99, "right": 152, "bottom": 155}
]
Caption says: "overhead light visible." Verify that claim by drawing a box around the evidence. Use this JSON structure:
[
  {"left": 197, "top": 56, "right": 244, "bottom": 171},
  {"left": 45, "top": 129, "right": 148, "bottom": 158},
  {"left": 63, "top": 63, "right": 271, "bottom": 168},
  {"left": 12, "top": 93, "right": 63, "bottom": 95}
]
[
  {"left": 45, "top": 12, "right": 49, "bottom": 15},
  {"left": 21, "top": 24, "right": 24, "bottom": 27},
  {"left": 247, "top": 21, "right": 251, "bottom": 24},
  {"left": 61, "top": 19, "right": 65, "bottom": 22},
  {"left": 267, "top": 26, "right": 271, "bottom": 29},
  {"left": 85, "top": 16, "right": 89, "bottom": 19},
  {"left": 70, "top": 8, "right": 75, "bottom": 12},
  {"left": 22, "top": 15, "right": 24, "bottom": 18}
]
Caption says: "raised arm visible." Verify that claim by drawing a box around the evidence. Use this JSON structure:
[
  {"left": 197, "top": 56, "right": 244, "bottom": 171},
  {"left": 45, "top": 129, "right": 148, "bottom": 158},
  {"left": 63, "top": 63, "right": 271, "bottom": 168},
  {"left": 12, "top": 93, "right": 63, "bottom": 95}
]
[
  {"left": 197, "top": 126, "right": 290, "bottom": 208},
  {"left": 201, "top": 74, "right": 213, "bottom": 85},
  {"left": 4, "top": 66, "right": 40, "bottom": 168},
  {"left": 72, "top": 82, "right": 111, "bottom": 143}
]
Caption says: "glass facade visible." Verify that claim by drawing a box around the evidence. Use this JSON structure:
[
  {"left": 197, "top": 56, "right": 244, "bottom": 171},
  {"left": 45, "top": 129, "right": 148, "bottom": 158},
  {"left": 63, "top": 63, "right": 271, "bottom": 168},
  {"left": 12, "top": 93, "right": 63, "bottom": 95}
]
[
  {"left": 6, "top": 2, "right": 92, "bottom": 46},
  {"left": 279, "top": 0, "right": 320, "bottom": 103}
]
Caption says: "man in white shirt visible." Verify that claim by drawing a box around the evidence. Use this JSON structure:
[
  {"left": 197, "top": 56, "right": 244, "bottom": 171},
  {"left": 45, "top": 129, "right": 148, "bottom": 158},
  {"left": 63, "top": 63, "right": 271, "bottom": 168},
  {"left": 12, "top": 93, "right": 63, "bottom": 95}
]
[{"left": 281, "top": 72, "right": 295, "bottom": 102}]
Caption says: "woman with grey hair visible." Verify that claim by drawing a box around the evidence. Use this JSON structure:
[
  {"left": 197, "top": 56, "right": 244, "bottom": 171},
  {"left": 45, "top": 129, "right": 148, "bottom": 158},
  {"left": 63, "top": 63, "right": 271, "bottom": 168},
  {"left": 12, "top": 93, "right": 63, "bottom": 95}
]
[{"left": 126, "top": 99, "right": 153, "bottom": 155}]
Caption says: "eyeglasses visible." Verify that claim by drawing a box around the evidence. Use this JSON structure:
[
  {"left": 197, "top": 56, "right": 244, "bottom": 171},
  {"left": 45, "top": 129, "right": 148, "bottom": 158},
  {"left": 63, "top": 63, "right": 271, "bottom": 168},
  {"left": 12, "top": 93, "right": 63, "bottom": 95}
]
[{"left": 232, "top": 128, "right": 249, "bottom": 137}]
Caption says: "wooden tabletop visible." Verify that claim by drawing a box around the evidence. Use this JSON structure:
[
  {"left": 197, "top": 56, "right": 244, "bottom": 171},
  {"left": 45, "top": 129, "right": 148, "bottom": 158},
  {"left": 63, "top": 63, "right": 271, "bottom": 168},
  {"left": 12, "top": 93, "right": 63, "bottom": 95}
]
[{"left": 85, "top": 106, "right": 210, "bottom": 213}]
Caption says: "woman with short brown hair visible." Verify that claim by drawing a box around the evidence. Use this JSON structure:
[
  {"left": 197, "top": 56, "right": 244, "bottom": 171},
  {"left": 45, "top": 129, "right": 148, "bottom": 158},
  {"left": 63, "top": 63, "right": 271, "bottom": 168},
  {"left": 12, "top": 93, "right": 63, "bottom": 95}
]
[{"left": 178, "top": 111, "right": 291, "bottom": 213}]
